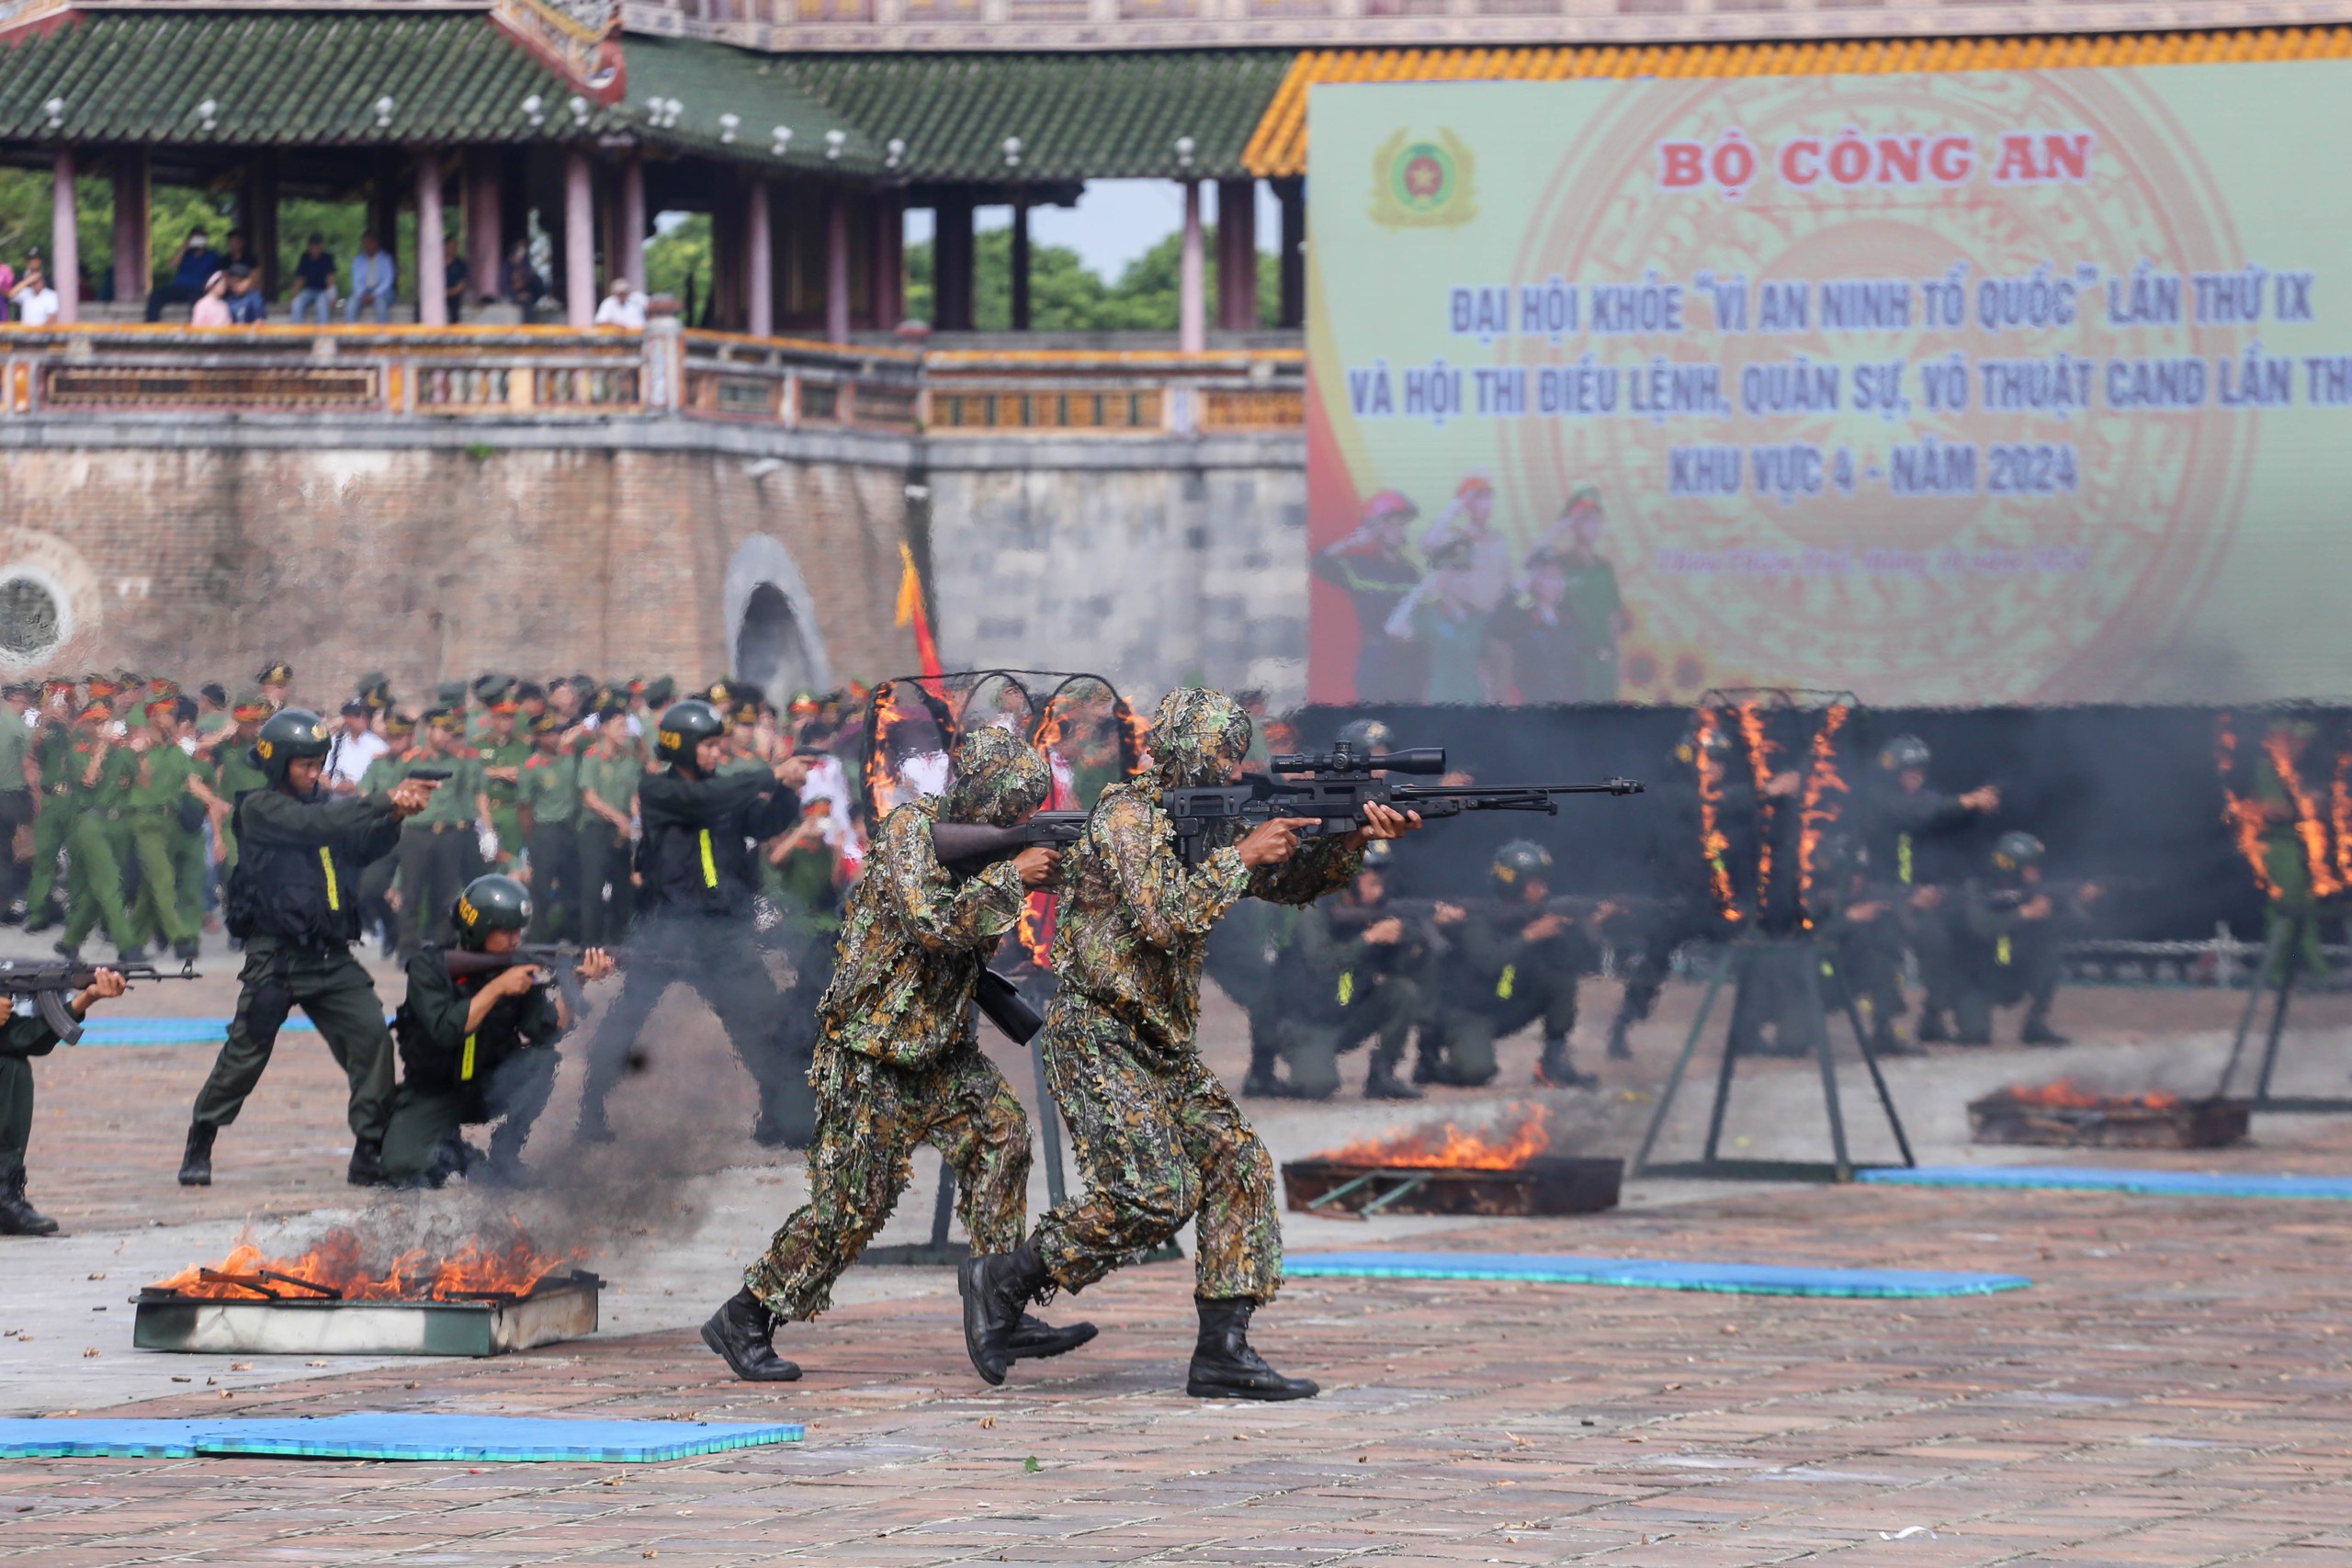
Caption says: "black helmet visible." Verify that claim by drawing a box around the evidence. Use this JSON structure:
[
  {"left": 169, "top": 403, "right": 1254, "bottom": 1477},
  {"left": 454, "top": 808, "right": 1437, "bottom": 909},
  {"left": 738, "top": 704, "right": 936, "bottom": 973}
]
[
  {"left": 1991, "top": 830, "right": 2045, "bottom": 876},
  {"left": 1491, "top": 839, "right": 1553, "bottom": 888},
  {"left": 450, "top": 874, "right": 532, "bottom": 952},
  {"left": 1336, "top": 717, "right": 1394, "bottom": 756},
  {"left": 655, "top": 698, "right": 729, "bottom": 770},
  {"left": 1877, "top": 734, "right": 1931, "bottom": 773},
  {"left": 250, "top": 707, "right": 332, "bottom": 785}
]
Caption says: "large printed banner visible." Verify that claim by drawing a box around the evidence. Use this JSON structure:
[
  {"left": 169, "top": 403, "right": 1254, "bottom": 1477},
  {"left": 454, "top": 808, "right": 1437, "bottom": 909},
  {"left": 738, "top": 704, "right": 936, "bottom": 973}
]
[{"left": 1306, "top": 65, "right": 2352, "bottom": 706}]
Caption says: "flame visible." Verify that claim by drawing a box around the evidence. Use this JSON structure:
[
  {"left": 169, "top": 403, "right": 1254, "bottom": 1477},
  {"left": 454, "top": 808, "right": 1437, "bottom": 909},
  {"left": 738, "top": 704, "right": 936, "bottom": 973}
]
[
  {"left": 2335, "top": 750, "right": 2352, "bottom": 892},
  {"left": 2216, "top": 713, "right": 2278, "bottom": 899},
  {"left": 151, "top": 1222, "right": 579, "bottom": 1302},
  {"left": 2264, "top": 729, "right": 2344, "bottom": 899},
  {"left": 1995, "top": 1078, "right": 2182, "bottom": 1111},
  {"left": 1734, "top": 699, "right": 1778, "bottom": 907},
  {"left": 864, "top": 680, "right": 906, "bottom": 818},
  {"left": 1795, "top": 703, "right": 1850, "bottom": 928},
  {"left": 1694, "top": 705, "right": 1738, "bottom": 924},
  {"left": 1110, "top": 695, "right": 1150, "bottom": 778},
  {"left": 1320, "top": 1103, "right": 1551, "bottom": 1170}
]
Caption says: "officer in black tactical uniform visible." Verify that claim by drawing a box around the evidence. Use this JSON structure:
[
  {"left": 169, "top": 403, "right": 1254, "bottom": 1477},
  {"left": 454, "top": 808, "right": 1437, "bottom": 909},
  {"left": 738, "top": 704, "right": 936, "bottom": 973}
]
[
  {"left": 1856, "top": 735, "right": 1998, "bottom": 1044},
  {"left": 1600, "top": 723, "right": 1739, "bottom": 1060},
  {"left": 178, "top": 708, "right": 441, "bottom": 1189},
  {"left": 381, "top": 874, "right": 616, "bottom": 1186},
  {"left": 1, "top": 965, "right": 129, "bottom": 1235},
  {"left": 573, "top": 697, "right": 815, "bottom": 1147},
  {"left": 1424, "top": 840, "right": 1595, "bottom": 1089},
  {"left": 1270, "top": 840, "right": 1428, "bottom": 1100},
  {"left": 1949, "top": 830, "right": 2100, "bottom": 1047}
]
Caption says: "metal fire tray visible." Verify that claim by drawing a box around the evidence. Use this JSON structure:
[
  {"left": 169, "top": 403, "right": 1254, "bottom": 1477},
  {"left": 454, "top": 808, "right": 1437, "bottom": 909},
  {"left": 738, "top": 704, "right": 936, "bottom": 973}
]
[
  {"left": 131, "top": 1270, "right": 601, "bottom": 1358},
  {"left": 1967, "top": 1095, "right": 2250, "bottom": 1150},
  {"left": 1281, "top": 1156, "right": 1621, "bottom": 1218}
]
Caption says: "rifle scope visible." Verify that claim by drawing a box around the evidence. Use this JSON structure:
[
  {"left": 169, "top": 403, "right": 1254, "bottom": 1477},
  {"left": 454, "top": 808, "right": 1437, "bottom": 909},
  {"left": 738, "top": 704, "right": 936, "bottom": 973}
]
[{"left": 1270, "top": 746, "right": 1447, "bottom": 775}]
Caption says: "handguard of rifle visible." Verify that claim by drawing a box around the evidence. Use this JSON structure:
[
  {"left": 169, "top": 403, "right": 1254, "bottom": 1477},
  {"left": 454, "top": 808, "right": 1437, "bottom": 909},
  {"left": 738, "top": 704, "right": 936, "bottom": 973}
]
[
  {"left": 973, "top": 967, "right": 1044, "bottom": 1046},
  {"left": 37, "top": 987, "right": 81, "bottom": 1045}
]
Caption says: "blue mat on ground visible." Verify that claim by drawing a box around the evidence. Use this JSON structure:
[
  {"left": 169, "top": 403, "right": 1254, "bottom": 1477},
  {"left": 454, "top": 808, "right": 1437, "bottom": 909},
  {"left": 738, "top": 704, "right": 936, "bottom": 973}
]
[
  {"left": 71, "top": 1016, "right": 316, "bottom": 1047},
  {"left": 1861, "top": 1164, "right": 2352, "bottom": 1201},
  {"left": 1285, "top": 1250, "right": 2029, "bottom": 1298},
  {"left": 0, "top": 1415, "right": 803, "bottom": 1462}
]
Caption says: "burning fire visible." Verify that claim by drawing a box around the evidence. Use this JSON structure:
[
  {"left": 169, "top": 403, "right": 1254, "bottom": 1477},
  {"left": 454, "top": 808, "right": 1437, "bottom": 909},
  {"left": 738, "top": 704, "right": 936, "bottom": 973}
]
[
  {"left": 152, "top": 1223, "right": 579, "bottom": 1302},
  {"left": 1321, "top": 1103, "right": 1552, "bottom": 1170},
  {"left": 1996, "top": 1079, "right": 2182, "bottom": 1111},
  {"left": 1693, "top": 705, "right": 1738, "bottom": 924},
  {"left": 863, "top": 679, "right": 908, "bottom": 819},
  {"left": 1110, "top": 694, "right": 1150, "bottom": 777},
  {"left": 2264, "top": 729, "right": 2344, "bottom": 899},
  {"left": 1795, "top": 703, "right": 1851, "bottom": 928},
  {"left": 1733, "top": 700, "right": 1778, "bottom": 902},
  {"left": 2215, "top": 713, "right": 2278, "bottom": 899}
]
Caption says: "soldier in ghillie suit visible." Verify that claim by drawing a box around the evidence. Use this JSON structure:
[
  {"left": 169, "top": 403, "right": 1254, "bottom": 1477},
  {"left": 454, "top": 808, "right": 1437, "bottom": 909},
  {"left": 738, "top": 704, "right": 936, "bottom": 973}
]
[
  {"left": 956, "top": 687, "right": 1419, "bottom": 1402},
  {"left": 701, "top": 726, "right": 1097, "bottom": 1382}
]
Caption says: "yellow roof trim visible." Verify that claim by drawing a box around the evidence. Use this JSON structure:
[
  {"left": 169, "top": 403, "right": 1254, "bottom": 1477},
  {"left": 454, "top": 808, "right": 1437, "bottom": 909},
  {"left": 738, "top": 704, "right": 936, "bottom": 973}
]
[{"left": 1241, "top": 27, "right": 2352, "bottom": 177}]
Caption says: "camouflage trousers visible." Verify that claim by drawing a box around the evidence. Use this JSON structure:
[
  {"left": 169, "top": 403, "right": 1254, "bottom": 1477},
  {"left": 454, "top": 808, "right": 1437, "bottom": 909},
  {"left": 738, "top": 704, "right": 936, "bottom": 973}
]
[
  {"left": 745, "top": 1040, "right": 1031, "bottom": 1324},
  {"left": 1030, "top": 994, "right": 1283, "bottom": 1303}
]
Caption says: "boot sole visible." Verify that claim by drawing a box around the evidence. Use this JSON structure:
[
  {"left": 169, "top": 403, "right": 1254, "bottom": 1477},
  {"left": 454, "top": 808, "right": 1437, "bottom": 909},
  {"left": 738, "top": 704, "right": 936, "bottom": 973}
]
[
  {"left": 1009, "top": 1322, "right": 1099, "bottom": 1361},
  {"left": 1185, "top": 1377, "right": 1321, "bottom": 1401},
  {"left": 697, "top": 1317, "right": 802, "bottom": 1382}
]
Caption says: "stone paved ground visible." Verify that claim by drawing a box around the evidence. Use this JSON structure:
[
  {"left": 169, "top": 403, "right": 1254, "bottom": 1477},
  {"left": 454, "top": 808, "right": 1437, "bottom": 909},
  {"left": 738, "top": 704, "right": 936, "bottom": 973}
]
[{"left": 7, "top": 971, "right": 2352, "bottom": 1564}]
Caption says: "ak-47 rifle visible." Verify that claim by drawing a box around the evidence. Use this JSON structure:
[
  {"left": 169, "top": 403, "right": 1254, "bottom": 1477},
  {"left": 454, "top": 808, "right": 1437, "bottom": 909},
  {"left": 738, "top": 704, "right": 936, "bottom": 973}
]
[
  {"left": 973, "top": 967, "right": 1045, "bottom": 1045},
  {"left": 0, "top": 958, "right": 201, "bottom": 1043},
  {"left": 1165, "top": 744, "right": 1643, "bottom": 867},
  {"left": 441, "top": 944, "right": 620, "bottom": 1016},
  {"left": 930, "top": 811, "right": 1091, "bottom": 874}
]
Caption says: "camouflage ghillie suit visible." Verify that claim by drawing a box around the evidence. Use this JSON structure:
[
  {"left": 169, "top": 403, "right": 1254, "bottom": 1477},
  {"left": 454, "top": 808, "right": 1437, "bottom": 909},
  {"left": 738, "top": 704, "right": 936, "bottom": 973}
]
[
  {"left": 745, "top": 727, "right": 1045, "bottom": 1322},
  {"left": 1029, "top": 688, "right": 1360, "bottom": 1303}
]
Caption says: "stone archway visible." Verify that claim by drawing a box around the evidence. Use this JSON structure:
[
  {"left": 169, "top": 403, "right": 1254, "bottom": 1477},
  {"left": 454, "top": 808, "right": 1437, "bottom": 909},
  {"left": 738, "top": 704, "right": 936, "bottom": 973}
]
[{"left": 722, "top": 534, "right": 831, "bottom": 698}]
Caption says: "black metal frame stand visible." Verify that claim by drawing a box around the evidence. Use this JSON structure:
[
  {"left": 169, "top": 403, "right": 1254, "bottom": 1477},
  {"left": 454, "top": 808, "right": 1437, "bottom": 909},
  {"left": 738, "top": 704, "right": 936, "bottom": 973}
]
[
  {"left": 1633, "top": 936, "right": 1916, "bottom": 1182},
  {"left": 2215, "top": 921, "right": 2352, "bottom": 1113}
]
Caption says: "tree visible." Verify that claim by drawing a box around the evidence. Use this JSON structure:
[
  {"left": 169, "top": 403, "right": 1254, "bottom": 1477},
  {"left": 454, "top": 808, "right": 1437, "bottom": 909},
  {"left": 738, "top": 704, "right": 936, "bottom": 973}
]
[{"left": 899, "top": 223, "right": 1275, "bottom": 333}]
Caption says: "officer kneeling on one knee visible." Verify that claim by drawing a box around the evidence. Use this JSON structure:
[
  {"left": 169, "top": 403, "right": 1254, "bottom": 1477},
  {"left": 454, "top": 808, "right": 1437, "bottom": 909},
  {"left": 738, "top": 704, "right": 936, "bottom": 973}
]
[
  {"left": 2, "top": 965, "right": 129, "bottom": 1236},
  {"left": 1272, "top": 840, "right": 1429, "bottom": 1102},
  {"left": 1428, "top": 840, "right": 1595, "bottom": 1090},
  {"left": 179, "top": 710, "right": 441, "bottom": 1190},
  {"left": 1949, "top": 830, "right": 2101, "bottom": 1048},
  {"left": 380, "top": 874, "right": 616, "bottom": 1188}
]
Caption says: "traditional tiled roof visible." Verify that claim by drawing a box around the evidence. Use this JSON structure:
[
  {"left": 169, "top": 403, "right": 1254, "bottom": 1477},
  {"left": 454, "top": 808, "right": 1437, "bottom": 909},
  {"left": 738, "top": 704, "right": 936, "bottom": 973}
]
[
  {"left": 620, "top": 35, "right": 880, "bottom": 172},
  {"left": 783, "top": 50, "right": 1294, "bottom": 181},
  {"left": 1241, "top": 27, "right": 2352, "bottom": 177}
]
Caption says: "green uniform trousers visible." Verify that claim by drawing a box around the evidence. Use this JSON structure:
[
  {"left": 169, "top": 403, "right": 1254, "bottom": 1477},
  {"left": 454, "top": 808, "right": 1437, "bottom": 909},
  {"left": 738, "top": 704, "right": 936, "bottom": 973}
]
[
  {"left": 526, "top": 823, "right": 580, "bottom": 944},
  {"left": 396, "top": 825, "right": 469, "bottom": 956},
  {"left": 189, "top": 937, "right": 395, "bottom": 1143},
  {"left": 1276, "top": 974, "right": 1422, "bottom": 1100},
  {"left": 125, "top": 812, "right": 198, "bottom": 950},
  {"left": 746, "top": 1041, "right": 1030, "bottom": 1323},
  {"left": 24, "top": 799, "right": 71, "bottom": 915},
  {"left": 379, "top": 1046, "right": 560, "bottom": 1182},
  {"left": 62, "top": 812, "right": 139, "bottom": 953},
  {"left": 1031, "top": 995, "right": 1282, "bottom": 1303},
  {"left": 575, "top": 822, "right": 634, "bottom": 948}
]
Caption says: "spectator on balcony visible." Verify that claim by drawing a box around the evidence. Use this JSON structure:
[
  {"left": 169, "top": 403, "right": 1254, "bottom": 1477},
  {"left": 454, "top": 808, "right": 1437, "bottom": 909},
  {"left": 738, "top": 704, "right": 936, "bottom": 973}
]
[
  {"left": 346, "top": 231, "right": 397, "bottom": 325},
  {"left": 190, "top": 272, "right": 232, "bottom": 328},
  {"left": 289, "top": 234, "right": 338, "bottom": 323},
  {"left": 593, "top": 276, "right": 648, "bottom": 330},
  {"left": 11, "top": 259, "right": 60, "bottom": 328},
  {"left": 221, "top": 229, "right": 255, "bottom": 275},
  {"left": 225, "top": 265, "right": 266, "bottom": 325},
  {"left": 444, "top": 253, "right": 470, "bottom": 323},
  {"left": 502, "top": 241, "right": 545, "bottom": 322},
  {"left": 146, "top": 228, "right": 226, "bottom": 322}
]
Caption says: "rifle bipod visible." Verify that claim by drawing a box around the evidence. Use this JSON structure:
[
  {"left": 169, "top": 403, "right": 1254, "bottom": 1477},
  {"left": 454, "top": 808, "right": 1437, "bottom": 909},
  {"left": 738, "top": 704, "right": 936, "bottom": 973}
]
[{"left": 1631, "top": 936, "right": 1916, "bottom": 1183}]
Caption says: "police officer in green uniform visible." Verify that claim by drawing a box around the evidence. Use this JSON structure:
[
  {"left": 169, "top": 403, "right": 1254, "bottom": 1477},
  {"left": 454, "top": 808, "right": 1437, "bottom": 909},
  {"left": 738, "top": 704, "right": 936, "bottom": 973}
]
[
  {"left": 177, "top": 709, "right": 441, "bottom": 1189},
  {"left": 474, "top": 690, "right": 531, "bottom": 871},
  {"left": 58, "top": 699, "right": 147, "bottom": 963},
  {"left": 0, "top": 682, "right": 39, "bottom": 920},
  {"left": 518, "top": 713, "right": 583, "bottom": 942},
  {"left": 1425, "top": 840, "right": 1594, "bottom": 1089},
  {"left": 380, "top": 874, "right": 615, "bottom": 1186},
  {"left": 353, "top": 713, "right": 416, "bottom": 953},
  {"left": 575, "top": 694, "right": 641, "bottom": 947},
  {"left": 21, "top": 680, "right": 79, "bottom": 930},
  {"left": 123, "top": 694, "right": 203, "bottom": 962},
  {"left": 1949, "top": 830, "right": 2100, "bottom": 1048},
  {"left": 192, "top": 694, "right": 274, "bottom": 874},
  {"left": 0, "top": 965, "right": 130, "bottom": 1235},
  {"left": 394, "top": 712, "right": 478, "bottom": 959},
  {"left": 1271, "top": 841, "right": 1427, "bottom": 1100}
]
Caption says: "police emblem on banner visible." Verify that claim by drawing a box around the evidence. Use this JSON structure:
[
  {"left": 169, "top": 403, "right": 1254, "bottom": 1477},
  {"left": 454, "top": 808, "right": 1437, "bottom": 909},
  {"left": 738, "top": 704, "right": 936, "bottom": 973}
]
[{"left": 1370, "top": 129, "right": 1478, "bottom": 230}]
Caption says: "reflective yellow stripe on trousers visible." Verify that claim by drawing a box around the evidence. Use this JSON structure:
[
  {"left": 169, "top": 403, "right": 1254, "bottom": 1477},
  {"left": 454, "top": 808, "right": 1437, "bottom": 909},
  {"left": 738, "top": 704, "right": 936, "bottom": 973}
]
[{"left": 699, "top": 829, "right": 718, "bottom": 887}]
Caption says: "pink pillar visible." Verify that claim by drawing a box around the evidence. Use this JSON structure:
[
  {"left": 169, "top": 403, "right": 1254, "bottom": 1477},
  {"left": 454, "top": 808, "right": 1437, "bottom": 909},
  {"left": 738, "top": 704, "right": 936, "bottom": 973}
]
[
  {"left": 1178, "top": 179, "right": 1204, "bottom": 353},
  {"left": 563, "top": 148, "right": 595, "bottom": 329},
  {"left": 50, "top": 149, "right": 78, "bottom": 324},
  {"left": 746, "top": 178, "right": 773, "bottom": 337},
  {"left": 110, "top": 147, "right": 149, "bottom": 308},
  {"left": 619, "top": 155, "right": 647, "bottom": 295},
  {"left": 416, "top": 152, "right": 447, "bottom": 326},
  {"left": 825, "top": 188, "right": 850, "bottom": 344},
  {"left": 466, "top": 150, "right": 501, "bottom": 306}
]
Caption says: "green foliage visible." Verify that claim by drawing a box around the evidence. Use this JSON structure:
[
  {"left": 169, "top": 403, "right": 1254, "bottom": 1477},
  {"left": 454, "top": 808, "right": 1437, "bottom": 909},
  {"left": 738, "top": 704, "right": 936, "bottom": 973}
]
[
  {"left": 902, "top": 223, "right": 1275, "bottom": 333},
  {"left": 643, "top": 213, "right": 711, "bottom": 307}
]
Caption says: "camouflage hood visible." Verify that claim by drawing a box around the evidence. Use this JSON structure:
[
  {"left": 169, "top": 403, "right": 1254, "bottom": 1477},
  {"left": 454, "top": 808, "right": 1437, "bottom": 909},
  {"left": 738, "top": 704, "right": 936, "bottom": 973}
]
[
  {"left": 944, "top": 723, "right": 1051, "bottom": 827},
  {"left": 1147, "top": 687, "right": 1252, "bottom": 790}
]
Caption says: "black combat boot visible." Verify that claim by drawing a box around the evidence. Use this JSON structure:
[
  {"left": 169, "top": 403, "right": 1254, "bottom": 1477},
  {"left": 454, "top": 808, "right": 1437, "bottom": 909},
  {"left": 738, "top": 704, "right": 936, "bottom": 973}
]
[
  {"left": 1363, "top": 1057, "right": 1421, "bottom": 1100},
  {"left": 172, "top": 937, "right": 200, "bottom": 964},
  {"left": 51, "top": 942, "right": 78, "bottom": 963},
  {"left": 700, "top": 1287, "right": 802, "bottom": 1382},
  {"left": 1915, "top": 1008, "right": 1951, "bottom": 1044},
  {"left": 2020, "top": 1011, "right": 2070, "bottom": 1047},
  {"left": 346, "top": 1137, "right": 387, "bottom": 1187},
  {"left": 1186, "top": 1298, "right": 1318, "bottom": 1401},
  {"left": 1240, "top": 1024, "right": 1283, "bottom": 1098},
  {"left": 1604, "top": 1014, "right": 1634, "bottom": 1060},
  {"left": 177, "top": 1122, "right": 215, "bottom": 1187},
  {"left": 113, "top": 944, "right": 148, "bottom": 965},
  {"left": 0, "top": 1168, "right": 58, "bottom": 1236},
  {"left": 1008, "top": 1311, "right": 1098, "bottom": 1361},
  {"left": 957, "top": 1239, "right": 1051, "bottom": 1385},
  {"left": 1535, "top": 1037, "right": 1597, "bottom": 1090}
]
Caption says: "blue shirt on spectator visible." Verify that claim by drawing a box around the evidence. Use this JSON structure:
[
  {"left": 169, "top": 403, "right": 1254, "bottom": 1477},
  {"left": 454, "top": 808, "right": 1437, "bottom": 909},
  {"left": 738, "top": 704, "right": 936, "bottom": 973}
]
[
  {"left": 294, "top": 249, "right": 336, "bottom": 292},
  {"left": 170, "top": 243, "right": 224, "bottom": 291}
]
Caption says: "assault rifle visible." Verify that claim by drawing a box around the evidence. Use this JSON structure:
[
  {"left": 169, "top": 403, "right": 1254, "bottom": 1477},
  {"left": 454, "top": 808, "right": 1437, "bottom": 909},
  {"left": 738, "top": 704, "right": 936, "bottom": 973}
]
[
  {"left": 1165, "top": 744, "right": 1643, "bottom": 867},
  {"left": 0, "top": 958, "right": 201, "bottom": 1044},
  {"left": 441, "top": 944, "right": 620, "bottom": 1015},
  {"left": 974, "top": 967, "right": 1046, "bottom": 1046},
  {"left": 930, "top": 811, "right": 1091, "bottom": 874}
]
